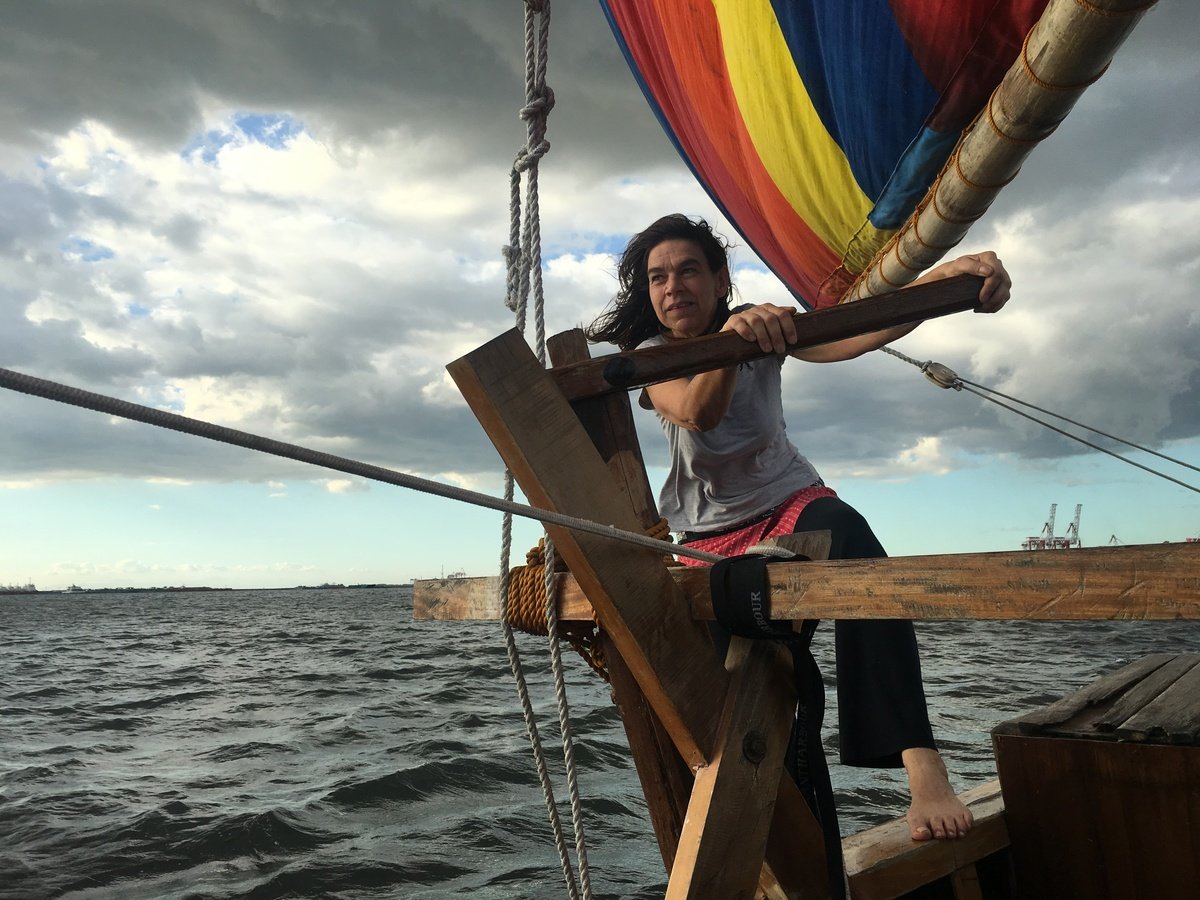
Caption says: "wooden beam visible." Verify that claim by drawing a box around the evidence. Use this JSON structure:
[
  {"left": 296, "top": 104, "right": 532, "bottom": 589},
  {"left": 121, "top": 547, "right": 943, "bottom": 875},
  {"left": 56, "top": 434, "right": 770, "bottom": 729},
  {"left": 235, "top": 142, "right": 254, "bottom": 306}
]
[
  {"left": 603, "top": 633, "right": 693, "bottom": 870},
  {"left": 446, "top": 328, "right": 728, "bottom": 768},
  {"left": 548, "top": 329, "right": 693, "bottom": 873},
  {"left": 667, "top": 532, "right": 833, "bottom": 899},
  {"left": 550, "top": 274, "right": 982, "bottom": 401},
  {"left": 667, "top": 638, "right": 802, "bottom": 899},
  {"left": 415, "top": 542, "right": 1200, "bottom": 622},
  {"left": 843, "top": 780, "right": 1009, "bottom": 900}
]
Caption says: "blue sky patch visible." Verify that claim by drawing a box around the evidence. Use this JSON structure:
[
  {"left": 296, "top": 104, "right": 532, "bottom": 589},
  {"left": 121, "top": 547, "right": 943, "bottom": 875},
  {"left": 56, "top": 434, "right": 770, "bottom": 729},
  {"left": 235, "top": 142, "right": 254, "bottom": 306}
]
[
  {"left": 127, "top": 303, "right": 151, "bottom": 318},
  {"left": 182, "top": 129, "right": 236, "bottom": 164},
  {"left": 61, "top": 237, "right": 114, "bottom": 262},
  {"left": 233, "top": 112, "right": 304, "bottom": 149},
  {"left": 182, "top": 112, "right": 304, "bottom": 164}
]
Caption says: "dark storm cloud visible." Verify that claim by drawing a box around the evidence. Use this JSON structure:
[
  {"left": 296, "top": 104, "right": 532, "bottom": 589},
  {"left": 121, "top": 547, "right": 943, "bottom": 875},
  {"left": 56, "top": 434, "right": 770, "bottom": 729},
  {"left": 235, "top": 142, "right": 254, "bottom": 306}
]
[
  {"left": 0, "top": 0, "right": 1196, "bottom": 490},
  {"left": 0, "top": 0, "right": 670, "bottom": 175}
]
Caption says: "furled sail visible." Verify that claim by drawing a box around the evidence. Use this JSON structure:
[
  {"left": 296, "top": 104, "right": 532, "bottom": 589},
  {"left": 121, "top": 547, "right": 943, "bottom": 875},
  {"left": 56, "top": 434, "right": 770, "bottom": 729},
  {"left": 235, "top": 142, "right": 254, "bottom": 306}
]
[{"left": 601, "top": 0, "right": 1155, "bottom": 309}]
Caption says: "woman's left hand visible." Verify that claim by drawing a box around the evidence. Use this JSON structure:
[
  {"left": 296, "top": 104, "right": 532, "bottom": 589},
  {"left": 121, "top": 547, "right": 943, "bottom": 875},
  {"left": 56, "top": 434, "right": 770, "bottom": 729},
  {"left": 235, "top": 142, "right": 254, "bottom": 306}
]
[{"left": 925, "top": 251, "right": 1011, "bottom": 313}]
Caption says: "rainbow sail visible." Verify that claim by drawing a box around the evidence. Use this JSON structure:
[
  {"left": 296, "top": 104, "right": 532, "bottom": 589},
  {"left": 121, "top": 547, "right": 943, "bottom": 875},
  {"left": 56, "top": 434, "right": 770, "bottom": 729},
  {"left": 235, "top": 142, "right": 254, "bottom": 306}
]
[{"left": 601, "top": 0, "right": 1050, "bottom": 308}]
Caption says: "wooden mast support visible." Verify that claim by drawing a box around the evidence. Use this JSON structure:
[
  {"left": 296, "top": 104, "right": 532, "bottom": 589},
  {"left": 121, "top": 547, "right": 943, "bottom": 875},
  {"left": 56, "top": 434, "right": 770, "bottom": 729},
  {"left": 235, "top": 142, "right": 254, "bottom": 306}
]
[
  {"left": 447, "top": 329, "right": 828, "bottom": 899},
  {"left": 546, "top": 329, "right": 694, "bottom": 874},
  {"left": 415, "top": 541, "right": 1200, "bottom": 623}
]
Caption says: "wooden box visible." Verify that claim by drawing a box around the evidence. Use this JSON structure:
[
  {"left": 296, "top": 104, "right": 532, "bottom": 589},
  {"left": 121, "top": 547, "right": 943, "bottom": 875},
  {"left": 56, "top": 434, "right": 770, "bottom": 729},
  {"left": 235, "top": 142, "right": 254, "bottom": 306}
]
[{"left": 992, "top": 653, "right": 1200, "bottom": 899}]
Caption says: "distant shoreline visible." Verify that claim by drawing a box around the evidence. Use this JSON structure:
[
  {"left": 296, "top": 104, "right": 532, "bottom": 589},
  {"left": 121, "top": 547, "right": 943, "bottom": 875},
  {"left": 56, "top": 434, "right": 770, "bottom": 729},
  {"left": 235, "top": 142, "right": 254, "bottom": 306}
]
[{"left": 1, "top": 583, "right": 410, "bottom": 596}]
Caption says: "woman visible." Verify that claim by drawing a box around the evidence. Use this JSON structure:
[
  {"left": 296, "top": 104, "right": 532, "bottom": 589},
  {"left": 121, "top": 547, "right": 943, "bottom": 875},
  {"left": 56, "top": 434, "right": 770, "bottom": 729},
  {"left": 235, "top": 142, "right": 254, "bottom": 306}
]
[{"left": 588, "top": 214, "right": 1011, "bottom": 846}]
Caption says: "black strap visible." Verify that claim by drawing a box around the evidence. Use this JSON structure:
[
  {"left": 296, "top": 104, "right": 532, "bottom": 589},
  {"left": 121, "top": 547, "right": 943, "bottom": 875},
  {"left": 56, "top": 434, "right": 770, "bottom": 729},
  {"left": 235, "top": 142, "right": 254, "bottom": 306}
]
[{"left": 709, "top": 552, "right": 808, "bottom": 640}]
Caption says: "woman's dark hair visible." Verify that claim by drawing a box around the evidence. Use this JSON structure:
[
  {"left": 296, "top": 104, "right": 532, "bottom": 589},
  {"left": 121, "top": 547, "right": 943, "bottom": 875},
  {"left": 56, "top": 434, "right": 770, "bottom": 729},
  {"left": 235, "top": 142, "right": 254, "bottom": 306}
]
[{"left": 586, "top": 214, "right": 733, "bottom": 350}]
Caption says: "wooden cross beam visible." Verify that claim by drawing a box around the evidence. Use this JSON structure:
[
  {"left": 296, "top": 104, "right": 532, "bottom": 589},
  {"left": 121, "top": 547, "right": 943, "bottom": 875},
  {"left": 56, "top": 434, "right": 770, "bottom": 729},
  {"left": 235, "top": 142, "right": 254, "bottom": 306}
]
[{"left": 415, "top": 541, "right": 1200, "bottom": 624}]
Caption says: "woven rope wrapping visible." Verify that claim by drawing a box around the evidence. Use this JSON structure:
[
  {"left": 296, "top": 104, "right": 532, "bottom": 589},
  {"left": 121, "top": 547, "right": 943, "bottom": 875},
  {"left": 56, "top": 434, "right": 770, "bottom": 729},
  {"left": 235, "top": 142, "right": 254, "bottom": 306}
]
[
  {"left": 506, "top": 519, "right": 675, "bottom": 682},
  {"left": 506, "top": 540, "right": 607, "bottom": 681}
]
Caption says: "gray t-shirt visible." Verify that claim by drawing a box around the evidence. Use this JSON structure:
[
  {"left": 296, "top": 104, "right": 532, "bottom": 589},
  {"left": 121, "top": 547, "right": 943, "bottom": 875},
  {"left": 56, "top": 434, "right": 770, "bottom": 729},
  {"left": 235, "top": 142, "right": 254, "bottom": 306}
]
[{"left": 639, "top": 328, "right": 822, "bottom": 533}]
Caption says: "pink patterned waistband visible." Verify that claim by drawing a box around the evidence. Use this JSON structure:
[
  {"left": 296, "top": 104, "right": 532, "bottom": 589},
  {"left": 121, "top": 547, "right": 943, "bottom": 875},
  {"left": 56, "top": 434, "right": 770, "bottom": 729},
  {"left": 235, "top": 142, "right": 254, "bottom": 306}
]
[{"left": 675, "top": 485, "right": 837, "bottom": 567}]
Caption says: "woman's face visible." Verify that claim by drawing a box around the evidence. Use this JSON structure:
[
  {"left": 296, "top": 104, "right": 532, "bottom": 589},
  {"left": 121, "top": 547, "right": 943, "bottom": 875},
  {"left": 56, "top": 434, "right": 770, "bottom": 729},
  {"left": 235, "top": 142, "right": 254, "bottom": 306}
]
[{"left": 646, "top": 238, "right": 729, "bottom": 339}]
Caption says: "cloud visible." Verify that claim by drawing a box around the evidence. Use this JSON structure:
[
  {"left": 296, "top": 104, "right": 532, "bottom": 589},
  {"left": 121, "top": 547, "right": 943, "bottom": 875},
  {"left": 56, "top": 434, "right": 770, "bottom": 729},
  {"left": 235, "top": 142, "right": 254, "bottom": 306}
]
[{"left": 0, "top": 0, "right": 1197, "bottom": 500}]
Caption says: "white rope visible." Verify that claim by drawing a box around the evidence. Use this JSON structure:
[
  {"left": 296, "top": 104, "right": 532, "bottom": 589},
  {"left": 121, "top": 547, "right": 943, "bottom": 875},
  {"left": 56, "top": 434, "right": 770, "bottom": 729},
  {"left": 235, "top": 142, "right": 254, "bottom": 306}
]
[
  {"left": 497, "top": 3, "right": 593, "bottom": 898},
  {"left": 497, "top": 473, "right": 581, "bottom": 900},
  {"left": 542, "top": 536, "right": 592, "bottom": 894}
]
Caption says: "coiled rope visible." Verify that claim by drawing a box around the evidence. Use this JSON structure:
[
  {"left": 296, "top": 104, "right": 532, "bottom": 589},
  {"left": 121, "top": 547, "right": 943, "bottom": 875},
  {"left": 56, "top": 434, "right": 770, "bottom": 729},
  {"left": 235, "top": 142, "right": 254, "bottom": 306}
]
[
  {"left": 506, "top": 517, "right": 675, "bottom": 681},
  {"left": 881, "top": 347, "right": 1199, "bottom": 494}
]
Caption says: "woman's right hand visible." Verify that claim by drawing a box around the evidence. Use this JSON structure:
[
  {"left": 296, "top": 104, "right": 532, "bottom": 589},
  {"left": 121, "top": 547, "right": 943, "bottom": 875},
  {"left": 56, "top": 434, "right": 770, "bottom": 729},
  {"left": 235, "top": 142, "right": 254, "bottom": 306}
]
[{"left": 722, "top": 303, "right": 799, "bottom": 354}]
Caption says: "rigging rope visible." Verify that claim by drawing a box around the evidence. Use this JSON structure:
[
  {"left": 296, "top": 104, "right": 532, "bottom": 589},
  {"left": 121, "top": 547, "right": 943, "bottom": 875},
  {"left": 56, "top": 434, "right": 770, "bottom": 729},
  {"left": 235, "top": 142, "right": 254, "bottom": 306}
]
[
  {"left": 499, "top": 4, "right": 593, "bottom": 898},
  {"left": 0, "top": 366, "right": 721, "bottom": 565},
  {"left": 881, "top": 347, "right": 1199, "bottom": 494}
]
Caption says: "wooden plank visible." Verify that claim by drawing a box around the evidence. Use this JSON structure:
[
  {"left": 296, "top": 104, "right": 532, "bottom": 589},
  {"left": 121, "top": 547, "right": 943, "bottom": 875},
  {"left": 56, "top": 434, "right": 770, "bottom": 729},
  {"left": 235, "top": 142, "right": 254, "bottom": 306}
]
[
  {"left": 667, "top": 637, "right": 800, "bottom": 900},
  {"left": 415, "top": 542, "right": 1200, "bottom": 623},
  {"left": 843, "top": 780, "right": 1009, "bottom": 900},
  {"left": 411, "top": 574, "right": 504, "bottom": 620},
  {"left": 721, "top": 543, "right": 1200, "bottom": 621},
  {"left": 550, "top": 275, "right": 983, "bottom": 401},
  {"left": 602, "top": 632, "right": 693, "bottom": 870},
  {"left": 999, "top": 653, "right": 1177, "bottom": 735},
  {"left": 1095, "top": 654, "right": 1200, "bottom": 737},
  {"left": 1118, "top": 659, "right": 1200, "bottom": 744}
]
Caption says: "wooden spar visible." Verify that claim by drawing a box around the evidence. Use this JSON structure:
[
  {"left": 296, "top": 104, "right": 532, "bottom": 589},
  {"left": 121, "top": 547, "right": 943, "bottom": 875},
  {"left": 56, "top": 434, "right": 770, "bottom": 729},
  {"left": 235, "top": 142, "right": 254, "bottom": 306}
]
[
  {"left": 414, "top": 541, "right": 1200, "bottom": 623},
  {"left": 447, "top": 329, "right": 828, "bottom": 898},
  {"left": 551, "top": 274, "right": 982, "bottom": 401},
  {"left": 848, "top": 0, "right": 1156, "bottom": 301}
]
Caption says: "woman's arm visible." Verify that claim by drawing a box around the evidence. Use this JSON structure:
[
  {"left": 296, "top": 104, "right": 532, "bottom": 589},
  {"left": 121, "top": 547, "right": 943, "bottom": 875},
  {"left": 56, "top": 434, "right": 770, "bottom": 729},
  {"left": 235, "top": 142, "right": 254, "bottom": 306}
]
[
  {"left": 721, "top": 252, "right": 1012, "bottom": 364},
  {"left": 646, "top": 252, "right": 1010, "bottom": 426},
  {"left": 644, "top": 365, "right": 738, "bottom": 431}
]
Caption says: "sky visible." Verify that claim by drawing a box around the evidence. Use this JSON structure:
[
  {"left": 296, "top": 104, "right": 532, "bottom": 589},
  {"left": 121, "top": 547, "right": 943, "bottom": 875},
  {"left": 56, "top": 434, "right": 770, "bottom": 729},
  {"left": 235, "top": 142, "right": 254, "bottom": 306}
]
[{"left": 1, "top": 2, "right": 1197, "bottom": 591}]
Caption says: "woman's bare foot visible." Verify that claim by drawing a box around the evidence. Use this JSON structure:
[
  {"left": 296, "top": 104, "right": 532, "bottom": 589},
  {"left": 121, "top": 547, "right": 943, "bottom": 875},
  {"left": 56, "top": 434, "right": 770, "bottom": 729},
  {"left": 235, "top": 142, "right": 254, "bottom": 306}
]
[{"left": 902, "top": 747, "right": 973, "bottom": 841}]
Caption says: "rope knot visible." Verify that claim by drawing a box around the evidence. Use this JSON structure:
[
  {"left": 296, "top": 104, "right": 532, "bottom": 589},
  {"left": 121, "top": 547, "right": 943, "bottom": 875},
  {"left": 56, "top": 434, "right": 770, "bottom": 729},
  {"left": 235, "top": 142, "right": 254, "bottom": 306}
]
[
  {"left": 513, "top": 139, "right": 552, "bottom": 174},
  {"left": 520, "top": 85, "right": 556, "bottom": 121}
]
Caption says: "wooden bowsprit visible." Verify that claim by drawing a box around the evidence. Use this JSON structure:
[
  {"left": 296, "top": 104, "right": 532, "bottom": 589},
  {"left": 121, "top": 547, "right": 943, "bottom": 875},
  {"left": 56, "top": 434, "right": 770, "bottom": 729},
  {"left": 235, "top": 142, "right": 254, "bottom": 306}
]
[{"left": 443, "top": 278, "right": 992, "bottom": 898}]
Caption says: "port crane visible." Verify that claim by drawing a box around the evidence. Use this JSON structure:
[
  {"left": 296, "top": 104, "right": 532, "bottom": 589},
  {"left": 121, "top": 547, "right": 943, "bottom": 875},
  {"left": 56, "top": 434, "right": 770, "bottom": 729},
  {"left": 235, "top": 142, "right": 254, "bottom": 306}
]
[{"left": 1022, "top": 503, "right": 1082, "bottom": 550}]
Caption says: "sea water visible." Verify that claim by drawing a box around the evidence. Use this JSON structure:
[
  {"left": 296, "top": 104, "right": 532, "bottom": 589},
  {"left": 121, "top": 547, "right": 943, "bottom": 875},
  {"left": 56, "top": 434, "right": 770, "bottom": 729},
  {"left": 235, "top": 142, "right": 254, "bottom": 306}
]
[{"left": 1, "top": 587, "right": 1195, "bottom": 899}]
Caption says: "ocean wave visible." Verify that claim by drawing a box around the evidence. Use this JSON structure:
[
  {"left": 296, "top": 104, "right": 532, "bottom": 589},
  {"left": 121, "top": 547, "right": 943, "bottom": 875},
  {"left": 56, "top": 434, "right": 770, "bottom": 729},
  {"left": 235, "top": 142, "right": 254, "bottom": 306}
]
[{"left": 198, "top": 741, "right": 299, "bottom": 763}]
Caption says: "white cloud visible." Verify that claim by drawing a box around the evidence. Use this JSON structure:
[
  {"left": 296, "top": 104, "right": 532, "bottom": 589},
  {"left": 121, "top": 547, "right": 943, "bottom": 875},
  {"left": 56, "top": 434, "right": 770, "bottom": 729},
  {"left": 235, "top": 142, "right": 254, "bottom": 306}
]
[{"left": 324, "top": 478, "right": 368, "bottom": 494}]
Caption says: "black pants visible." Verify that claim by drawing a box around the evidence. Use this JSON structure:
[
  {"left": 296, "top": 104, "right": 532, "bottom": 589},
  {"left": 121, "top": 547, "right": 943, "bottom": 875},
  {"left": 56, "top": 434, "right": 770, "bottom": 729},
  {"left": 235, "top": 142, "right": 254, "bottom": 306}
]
[
  {"left": 703, "top": 495, "right": 936, "bottom": 897},
  {"left": 795, "top": 495, "right": 937, "bottom": 767}
]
